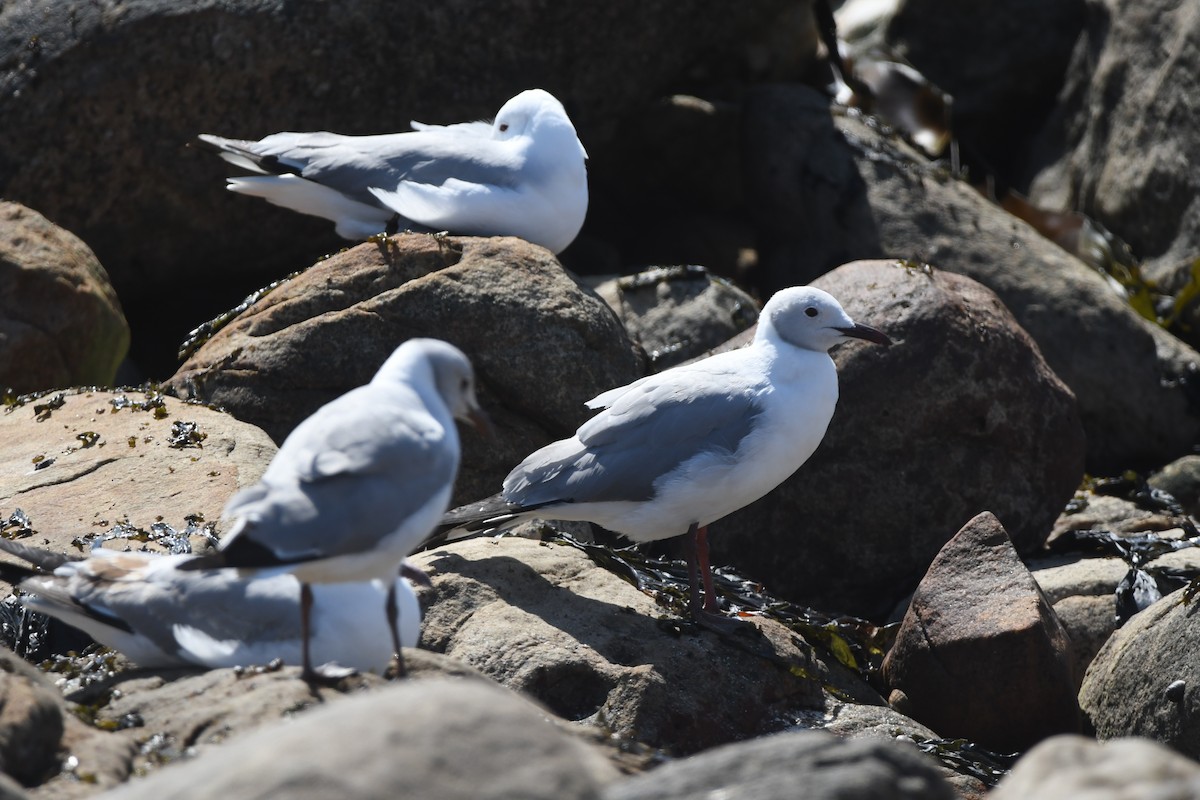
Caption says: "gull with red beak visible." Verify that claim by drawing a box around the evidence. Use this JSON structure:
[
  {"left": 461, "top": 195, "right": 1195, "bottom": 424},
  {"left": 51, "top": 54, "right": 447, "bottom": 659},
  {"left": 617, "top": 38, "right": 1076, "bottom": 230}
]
[{"left": 427, "top": 287, "right": 890, "bottom": 618}]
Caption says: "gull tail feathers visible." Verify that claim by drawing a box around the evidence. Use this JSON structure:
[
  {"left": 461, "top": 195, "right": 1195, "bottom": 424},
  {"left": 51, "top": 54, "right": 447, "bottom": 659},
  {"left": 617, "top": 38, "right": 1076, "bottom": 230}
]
[
  {"left": 0, "top": 538, "right": 83, "bottom": 583},
  {"left": 420, "top": 494, "right": 528, "bottom": 550}
]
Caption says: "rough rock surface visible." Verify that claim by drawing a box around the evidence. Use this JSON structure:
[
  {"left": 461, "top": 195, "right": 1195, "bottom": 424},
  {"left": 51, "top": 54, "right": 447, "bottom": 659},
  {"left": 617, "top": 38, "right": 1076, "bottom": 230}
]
[
  {"left": 95, "top": 678, "right": 619, "bottom": 800},
  {"left": 0, "top": 0, "right": 802, "bottom": 373},
  {"left": 0, "top": 389, "right": 276, "bottom": 555},
  {"left": 1029, "top": 555, "right": 1127, "bottom": 687},
  {"left": 882, "top": 513, "right": 1081, "bottom": 752},
  {"left": 1027, "top": 0, "right": 1200, "bottom": 282},
  {"left": 990, "top": 734, "right": 1200, "bottom": 800},
  {"left": 711, "top": 260, "right": 1085, "bottom": 617},
  {"left": 0, "top": 650, "right": 63, "bottom": 787},
  {"left": 602, "top": 730, "right": 955, "bottom": 800},
  {"left": 0, "top": 202, "right": 129, "bottom": 393},
  {"left": 165, "top": 234, "right": 642, "bottom": 504},
  {"left": 592, "top": 265, "right": 759, "bottom": 370},
  {"left": 741, "top": 84, "right": 1200, "bottom": 472},
  {"left": 1150, "top": 455, "right": 1200, "bottom": 518},
  {"left": 1079, "top": 589, "right": 1200, "bottom": 759},
  {"left": 412, "top": 536, "right": 881, "bottom": 755}
]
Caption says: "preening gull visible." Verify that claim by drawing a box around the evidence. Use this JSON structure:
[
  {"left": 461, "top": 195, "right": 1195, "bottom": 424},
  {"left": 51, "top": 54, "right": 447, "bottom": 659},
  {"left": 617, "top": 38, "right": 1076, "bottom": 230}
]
[
  {"left": 198, "top": 88, "right": 588, "bottom": 253},
  {"left": 0, "top": 539, "right": 422, "bottom": 673},
  {"left": 428, "top": 287, "right": 891, "bottom": 616},
  {"left": 181, "top": 338, "right": 489, "bottom": 681}
]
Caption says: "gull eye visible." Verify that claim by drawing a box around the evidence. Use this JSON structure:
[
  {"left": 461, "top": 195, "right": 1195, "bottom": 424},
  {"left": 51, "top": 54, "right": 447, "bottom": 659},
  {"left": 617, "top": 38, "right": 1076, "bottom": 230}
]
[
  {"left": 805, "top": 307, "right": 818, "bottom": 318},
  {"left": 499, "top": 123, "right": 509, "bottom": 132}
]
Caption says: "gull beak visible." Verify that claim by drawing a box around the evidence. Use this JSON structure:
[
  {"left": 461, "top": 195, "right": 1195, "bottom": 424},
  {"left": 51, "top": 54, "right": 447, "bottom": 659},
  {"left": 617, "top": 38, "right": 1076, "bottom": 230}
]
[
  {"left": 466, "top": 405, "right": 495, "bottom": 439},
  {"left": 835, "top": 323, "right": 893, "bottom": 347}
]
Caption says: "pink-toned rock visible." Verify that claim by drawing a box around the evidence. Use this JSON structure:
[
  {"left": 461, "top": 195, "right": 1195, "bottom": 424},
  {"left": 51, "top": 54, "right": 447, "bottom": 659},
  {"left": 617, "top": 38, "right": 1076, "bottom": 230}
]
[{"left": 882, "top": 512, "right": 1081, "bottom": 752}]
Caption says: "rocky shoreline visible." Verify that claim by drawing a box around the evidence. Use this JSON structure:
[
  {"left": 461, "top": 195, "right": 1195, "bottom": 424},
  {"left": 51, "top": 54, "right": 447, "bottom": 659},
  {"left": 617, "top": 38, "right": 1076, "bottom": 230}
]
[{"left": 3, "top": 0, "right": 1200, "bottom": 797}]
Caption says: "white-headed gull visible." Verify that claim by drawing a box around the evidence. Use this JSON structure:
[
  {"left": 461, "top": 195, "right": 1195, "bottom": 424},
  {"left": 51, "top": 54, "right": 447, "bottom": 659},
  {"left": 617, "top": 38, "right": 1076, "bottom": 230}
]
[
  {"left": 198, "top": 88, "right": 589, "bottom": 253},
  {"left": 182, "top": 338, "right": 489, "bottom": 681},
  {"left": 0, "top": 539, "right": 422, "bottom": 673},
  {"left": 429, "top": 287, "right": 890, "bottom": 616}
]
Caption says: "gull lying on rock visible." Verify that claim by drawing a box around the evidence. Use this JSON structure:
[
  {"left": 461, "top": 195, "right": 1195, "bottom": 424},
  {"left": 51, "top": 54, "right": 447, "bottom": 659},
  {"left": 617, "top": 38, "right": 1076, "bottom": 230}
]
[
  {"left": 198, "top": 88, "right": 589, "bottom": 253},
  {"left": 0, "top": 539, "right": 422, "bottom": 673},
  {"left": 427, "top": 286, "right": 891, "bottom": 617},
  {"left": 182, "top": 338, "right": 489, "bottom": 681}
]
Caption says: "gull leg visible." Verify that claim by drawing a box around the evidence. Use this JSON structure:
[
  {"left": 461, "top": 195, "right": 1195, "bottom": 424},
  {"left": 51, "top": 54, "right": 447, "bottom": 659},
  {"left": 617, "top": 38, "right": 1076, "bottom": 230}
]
[
  {"left": 684, "top": 522, "right": 704, "bottom": 618},
  {"left": 695, "top": 524, "right": 718, "bottom": 612},
  {"left": 300, "top": 582, "right": 317, "bottom": 681},
  {"left": 386, "top": 580, "right": 407, "bottom": 677}
]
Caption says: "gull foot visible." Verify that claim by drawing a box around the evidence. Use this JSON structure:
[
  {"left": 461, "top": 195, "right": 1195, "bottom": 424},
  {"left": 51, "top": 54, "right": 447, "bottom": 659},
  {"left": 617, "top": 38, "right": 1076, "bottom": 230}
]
[{"left": 301, "top": 661, "right": 359, "bottom": 685}]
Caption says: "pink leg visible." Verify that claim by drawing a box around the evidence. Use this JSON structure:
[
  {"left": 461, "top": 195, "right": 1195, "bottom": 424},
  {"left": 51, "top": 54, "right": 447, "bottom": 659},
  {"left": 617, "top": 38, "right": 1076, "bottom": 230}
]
[{"left": 695, "top": 525, "right": 718, "bottom": 612}]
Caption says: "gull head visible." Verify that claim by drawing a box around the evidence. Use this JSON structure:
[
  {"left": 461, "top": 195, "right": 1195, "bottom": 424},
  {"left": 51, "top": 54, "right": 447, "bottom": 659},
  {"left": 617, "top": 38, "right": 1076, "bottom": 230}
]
[
  {"left": 379, "top": 339, "right": 493, "bottom": 436},
  {"left": 758, "top": 286, "right": 892, "bottom": 353},
  {"left": 493, "top": 89, "right": 588, "bottom": 161}
]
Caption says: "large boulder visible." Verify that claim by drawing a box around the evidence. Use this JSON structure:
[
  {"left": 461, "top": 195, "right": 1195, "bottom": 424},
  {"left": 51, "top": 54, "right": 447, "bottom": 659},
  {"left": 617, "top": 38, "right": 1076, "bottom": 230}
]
[
  {"left": 882, "top": 513, "right": 1081, "bottom": 752},
  {"left": 0, "top": 0, "right": 802, "bottom": 375},
  {"left": 165, "top": 234, "right": 643, "bottom": 504},
  {"left": 1026, "top": 0, "right": 1200, "bottom": 283},
  {"left": 0, "top": 388, "right": 276, "bottom": 555},
  {"left": 96, "top": 678, "right": 619, "bottom": 800},
  {"left": 1079, "top": 589, "right": 1200, "bottom": 759},
  {"left": 602, "top": 730, "right": 955, "bottom": 800},
  {"left": 0, "top": 202, "right": 129, "bottom": 393},
  {"left": 710, "top": 260, "right": 1085, "bottom": 618},
  {"left": 413, "top": 536, "right": 881, "bottom": 756},
  {"left": 741, "top": 84, "right": 1200, "bottom": 472}
]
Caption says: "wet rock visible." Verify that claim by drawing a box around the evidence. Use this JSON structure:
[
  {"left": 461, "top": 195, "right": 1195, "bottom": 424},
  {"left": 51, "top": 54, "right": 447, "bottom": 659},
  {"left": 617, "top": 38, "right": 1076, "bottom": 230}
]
[
  {"left": 1149, "top": 455, "right": 1200, "bottom": 518},
  {"left": 0, "top": 0, "right": 799, "bottom": 374},
  {"left": 1079, "top": 589, "right": 1200, "bottom": 759},
  {"left": 742, "top": 84, "right": 1200, "bottom": 472},
  {"left": 1026, "top": 0, "right": 1200, "bottom": 284},
  {"left": 96, "top": 678, "right": 618, "bottom": 800},
  {"left": 592, "top": 265, "right": 759, "bottom": 370},
  {"left": 882, "top": 513, "right": 1081, "bottom": 752},
  {"left": 0, "top": 389, "right": 276, "bottom": 556},
  {"left": 0, "top": 648, "right": 64, "bottom": 787},
  {"left": 412, "top": 536, "right": 882, "bottom": 756},
  {"left": 990, "top": 734, "right": 1200, "bottom": 800},
  {"left": 711, "top": 260, "right": 1085, "bottom": 617},
  {"left": 166, "top": 234, "right": 642, "bottom": 504},
  {"left": 602, "top": 729, "right": 955, "bottom": 800},
  {"left": 0, "top": 202, "right": 129, "bottom": 393}
]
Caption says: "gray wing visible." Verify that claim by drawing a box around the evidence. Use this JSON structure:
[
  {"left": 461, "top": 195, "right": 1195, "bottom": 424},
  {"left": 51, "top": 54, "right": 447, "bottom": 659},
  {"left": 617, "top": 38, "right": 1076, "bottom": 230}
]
[
  {"left": 506, "top": 367, "right": 766, "bottom": 506},
  {"left": 226, "top": 386, "right": 458, "bottom": 560},
  {"left": 202, "top": 130, "right": 520, "bottom": 206}
]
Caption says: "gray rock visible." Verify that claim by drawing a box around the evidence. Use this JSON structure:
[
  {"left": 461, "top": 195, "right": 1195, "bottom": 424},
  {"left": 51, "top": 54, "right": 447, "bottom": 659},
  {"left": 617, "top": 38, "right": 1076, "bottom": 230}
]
[
  {"left": 0, "top": 202, "right": 129, "bottom": 393},
  {"left": 1030, "top": 554, "right": 1127, "bottom": 686},
  {"left": 884, "top": 0, "right": 1086, "bottom": 181},
  {"left": 742, "top": 84, "right": 1200, "bottom": 472},
  {"left": 0, "top": 0, "right": 799, "bottom": 374},
  {"left": 990, "top": 734, "right": 1200, "bottom": 800},
  {"left": 0, "top": 648, "right": 63, "bottom": 787},
  {"left": 412, "top": 536, "right": 882, "bottom": 755},
  {"left": 602, "top": 729, "right": 955, "bottom": 800},
  {"left": 711, "top": 260, "right": 1084, "bottom": 617},
  {"left": 592, "top": 265, "right": 759, "bottom": 370},
  {"left": 1049, "top": 491, "right": 1185, "bottom": 545},
  {"left": 165, "top": 234, "right": 642, "bottom": 504},
  {"left": 1150, "top": 455, "right": 1200, "bottom": 518},
  {"left": 1079, "top": 590, "right": 1200, "bottom": 759},
  {"left": 0, "top": 389, "right": 276, "bottom": 556},
  {"left": 95, "top": 678, "right": 618, "bottom": 800},
  {"left": 1026, "top": 0, "right": 1200, "bottom": 284},
  {"left": 882, "top": 513, "right": 1081, "bottom": 752}
]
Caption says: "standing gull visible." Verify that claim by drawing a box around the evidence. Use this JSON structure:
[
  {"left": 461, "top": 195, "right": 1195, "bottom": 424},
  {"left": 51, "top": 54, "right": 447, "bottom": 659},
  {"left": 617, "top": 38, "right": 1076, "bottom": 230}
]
[
  {"left": 182, "top": 338, "right": 489, "bottom": 681},
  {"left": 197, "top": 88, "right": 589, "bottom": 253},
  {"left": 0, "top": 540, "right": 422, "bottom": 673},
  {"left": 428, "top": 287, "right": 891, "bottom": 616}
]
